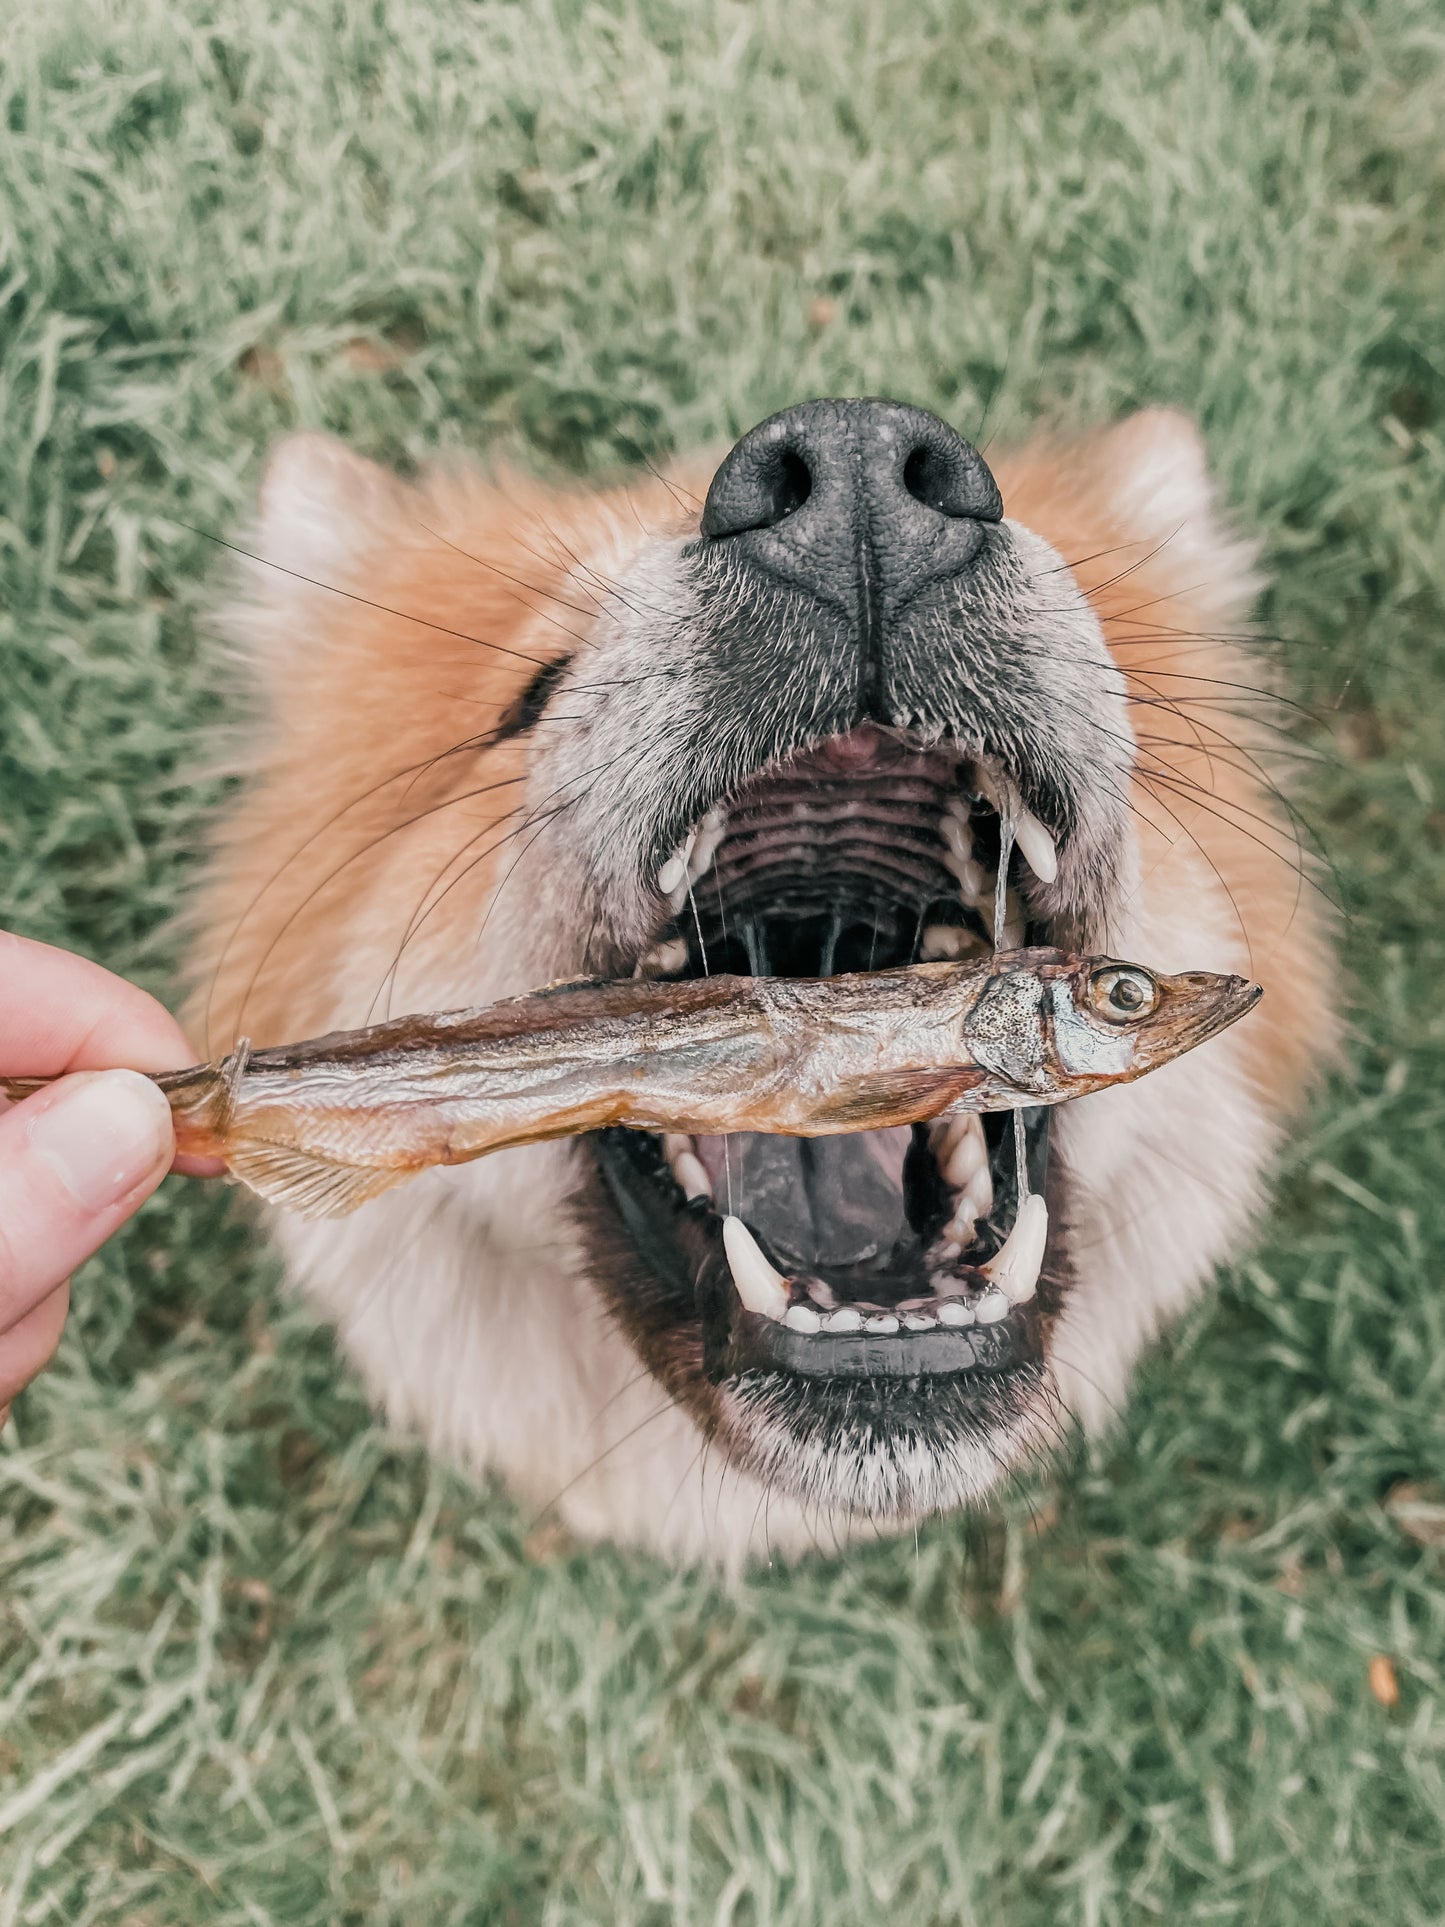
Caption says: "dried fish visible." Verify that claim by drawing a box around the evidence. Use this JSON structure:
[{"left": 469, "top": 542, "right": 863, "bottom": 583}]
[{"left": 2, "top": 948, "right": 1260, "bottom": 1219}]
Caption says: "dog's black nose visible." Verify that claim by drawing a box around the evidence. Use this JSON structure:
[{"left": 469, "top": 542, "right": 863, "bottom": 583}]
[{"left": 700, "top": 398, "right": 1002, "bottom": 629}]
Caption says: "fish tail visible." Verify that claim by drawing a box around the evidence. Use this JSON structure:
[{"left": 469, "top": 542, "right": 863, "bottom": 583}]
[{"left": 2, "top": 1063, "right": 235, "bottom": 1164}]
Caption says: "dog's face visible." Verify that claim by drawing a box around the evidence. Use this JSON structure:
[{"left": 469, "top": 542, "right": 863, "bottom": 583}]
[{"left": 198, "top": 400, "right": 1330, "bottom": 1555}]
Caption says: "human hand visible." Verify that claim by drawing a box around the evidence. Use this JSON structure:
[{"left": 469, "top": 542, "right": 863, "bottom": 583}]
[{"left": 0, "top": 931, "right": 210, "bottom": 1423}]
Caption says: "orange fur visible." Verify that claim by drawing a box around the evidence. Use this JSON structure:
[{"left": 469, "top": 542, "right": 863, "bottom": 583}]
[{"left": 190, "top": 458, "right": 700, "bottom": 1051}]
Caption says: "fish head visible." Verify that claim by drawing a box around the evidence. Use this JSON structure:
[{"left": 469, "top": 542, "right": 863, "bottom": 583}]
[
  {"left": 1036, "top": 956, "right": 1264, "bottom": 1091},
  {"left": 917, "top": 947, "right": 1263, "bottom": 1096}
]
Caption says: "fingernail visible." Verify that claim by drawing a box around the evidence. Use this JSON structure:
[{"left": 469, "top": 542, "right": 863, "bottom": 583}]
[{"left": 25, "top": 1070, "right": 174, "bottom": 1213}]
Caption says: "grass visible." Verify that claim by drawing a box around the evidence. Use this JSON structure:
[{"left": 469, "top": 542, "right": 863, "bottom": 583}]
[{"left": 2, "top": 0, "right": 1444, "bottom": 1919}]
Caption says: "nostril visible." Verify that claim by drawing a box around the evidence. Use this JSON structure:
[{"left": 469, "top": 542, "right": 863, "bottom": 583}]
[
  {"left": 702, "top": 438, "right": 814, "bottom": 540},
  {"left": 702, "top": 398, "right": 1002, "bottom": 545},
  {"left": 903, "top": 441, "right": 983, "bottom": 518},
  {"left": 767, "top": 448, "right": 813, "bottom": 526}
]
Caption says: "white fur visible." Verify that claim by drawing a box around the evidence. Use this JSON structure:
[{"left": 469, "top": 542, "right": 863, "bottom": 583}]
[{"left": 274, "top": 1147, "right": 837, "bottom": 1574}]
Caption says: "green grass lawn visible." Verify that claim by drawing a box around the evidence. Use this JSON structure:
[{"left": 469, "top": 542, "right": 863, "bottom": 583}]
[{"left": 2, "top": 0, "right": 1444, "bottom": 1919}]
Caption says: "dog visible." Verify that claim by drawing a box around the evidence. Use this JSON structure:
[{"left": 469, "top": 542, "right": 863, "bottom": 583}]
[{"left": 189, "top": 399, "right": 1331, "bottom": 1569}]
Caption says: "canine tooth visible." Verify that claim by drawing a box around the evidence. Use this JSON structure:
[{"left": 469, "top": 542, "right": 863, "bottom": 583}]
[
  {"left": 974, "top": 761, "right": 1058, "bottom": 887},
  {"left": 983, "top": 1192, "right": 1048, "bottom": 1306},
  {"left": 902, "top": 1312, "right": 937, "bottom": 1332},
  {"left": 784, "top": 1304, "right": 822, "bottom": 1333},
  {"left": 823, "top": 1307, "right": 864, "bottom": 1334},
  {"left": 863, "top": 1313, "right": 900, "bottom": 1334},
  {"left": 937, "top": 1300, "right": 976, "bottom": 1328},
  {"left": 722, "top": 1216, "right": 790, "bottom": 1321},
  {"left": 974, "top": 1287, "right": 1011, "bottom": 1324},
  {"left": 672, "top": 1151, "right": 713, "bottom": 1202},
  {"left": 661, "top": 1132, "right": 692, "bottom": 1163},
  {"left": 1012, "top": 805, "right": 1058, "bottom": 885}
]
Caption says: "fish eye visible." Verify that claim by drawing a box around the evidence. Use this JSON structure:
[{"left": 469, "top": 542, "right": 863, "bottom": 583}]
[{"left": 1088, "top": 965, "right": 1158, "bottom": 1022}]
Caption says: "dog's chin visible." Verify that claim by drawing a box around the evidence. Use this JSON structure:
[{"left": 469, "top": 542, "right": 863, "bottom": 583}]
[{"left": 570, "top": 724, "right": 1088, "bottom": 1521}]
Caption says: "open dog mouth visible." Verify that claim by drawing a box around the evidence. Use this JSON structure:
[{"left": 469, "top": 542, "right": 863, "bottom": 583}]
[{"left": 593, "top": 724, "right": 1062, "bottom": 1390}]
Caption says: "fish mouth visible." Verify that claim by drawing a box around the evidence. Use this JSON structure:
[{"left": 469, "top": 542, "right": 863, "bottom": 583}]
[{"left": 591, "top": 724, "right": 1062, "bottom": 1404}]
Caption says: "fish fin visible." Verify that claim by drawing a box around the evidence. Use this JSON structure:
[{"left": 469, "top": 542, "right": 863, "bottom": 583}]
[
  {"left": 812, "top": 1067, "right": 985, "bottom": 1128},
  {"left": 226, "top": 1142, "right": 414, "bottom": 1220}
]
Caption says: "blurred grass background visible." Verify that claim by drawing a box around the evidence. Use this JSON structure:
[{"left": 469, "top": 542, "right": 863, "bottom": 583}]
[{"left": 2, "top": 0, "right": 1444, "bottom": 1920}]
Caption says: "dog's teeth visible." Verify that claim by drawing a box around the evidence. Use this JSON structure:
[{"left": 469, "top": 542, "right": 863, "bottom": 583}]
[
  {"left": 784, "top": 1303, "right": 822, "bottom": 1333},
  {"left": 822, "top": 1306, "right": 864, "bottom": 1333},
  {"left": 934, "top": 1114, "right": 988, "bottom": 1188},
  {"left": 936, "top": 1299, "right": 976, "bottom": 1328},
  {"left": 863, "top": 1313, "right": 900, "bottom": 1334},
  {"left": 672, "top": 1151, "right": 713, "bottom": 1202},
  {"left": 921, "top": 923, "right": 979, "bottom": 961},
  {"left": 1012, "top": 805, "right": 1058, "bottom": 885},
  {"left": 902, "top": 1312, "right": 937, "bottom": 1331},
  {"left": 940, "top": 812, "right": 973, "bottom": 860},
  {"left": 660, "top": 1131, "right": 714, "bottom": 1202},
  {"left": 941, "top": 846, "right": 988, "bottom": 903},
  {"left": 983, "top": 1192, "right": 1048, "bottom": 1305},
  {"left": 973, "top": 761, "right": 1058, "bottom": 887},
  {"left": 722, "top": 1216, "right": 790, "bottom": 1322},
  {"left": 687, "top": 809, "right": 728, "bottom": 884},
  {"left": 640, "top": 935, "right": 688, "bottom": 977},
  {"left": 657, "top": 828, "right": 699, "bottom": 900},
  {"left": 974, "top": 1287, "right": 1011, "bottom": 1324},
  {"left": 932, "top": 1112, "right": 994, "bottom": 1248}
]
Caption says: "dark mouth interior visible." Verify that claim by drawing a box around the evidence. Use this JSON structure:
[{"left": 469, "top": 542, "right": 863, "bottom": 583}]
[{"left": 596, "top": 727, "right": 1053, "bottom": 1383}]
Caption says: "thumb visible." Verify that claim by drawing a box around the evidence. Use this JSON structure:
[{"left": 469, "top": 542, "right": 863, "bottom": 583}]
[{"left": 0, "top": 1070, "right": 176, "bottom": 1331}]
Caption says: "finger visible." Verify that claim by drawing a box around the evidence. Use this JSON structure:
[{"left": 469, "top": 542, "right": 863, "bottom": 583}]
[
  {"left": 0, "top": 1281, "right": 69, "bottom": 1407},
  {"left": 0, "top": 928, "right": 197, "bottom": 1075},
  {"left": 0, "top": 1071, "right": 175, "bottom": 1328}
]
